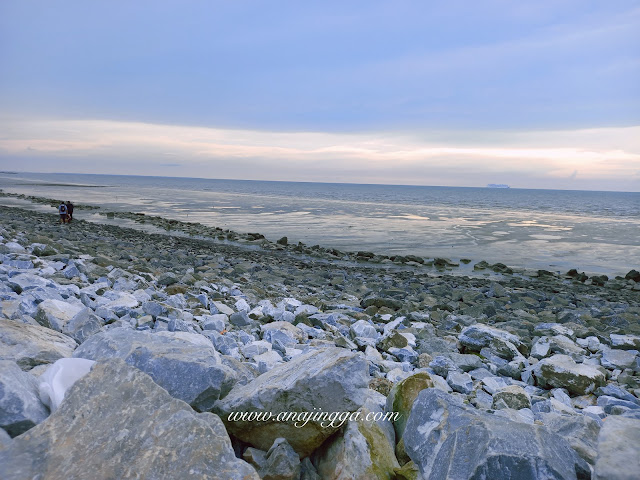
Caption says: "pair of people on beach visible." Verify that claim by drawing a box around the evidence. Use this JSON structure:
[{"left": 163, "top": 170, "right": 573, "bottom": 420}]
[{"left": 58, "top": 201, "right": 74, "bottom": 224}]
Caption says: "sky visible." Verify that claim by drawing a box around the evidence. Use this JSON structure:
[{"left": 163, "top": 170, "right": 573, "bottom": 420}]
[{"left": 0, "top": 1, "right": 639, "bottom": 191}]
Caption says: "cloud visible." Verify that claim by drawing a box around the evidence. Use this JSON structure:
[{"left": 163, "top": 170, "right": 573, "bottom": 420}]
[{"left": 0, "top": 116, "right": 638, "bottom": 191}]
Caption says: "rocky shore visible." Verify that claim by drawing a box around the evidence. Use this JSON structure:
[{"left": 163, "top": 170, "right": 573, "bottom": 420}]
[{"left": 0, "top": 204, "right": 639, "bottom": 479}]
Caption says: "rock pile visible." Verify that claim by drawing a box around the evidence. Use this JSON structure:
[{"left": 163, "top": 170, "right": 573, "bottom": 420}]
[{"left": 0, "top": 205, "right": 639, "bottom": 479}]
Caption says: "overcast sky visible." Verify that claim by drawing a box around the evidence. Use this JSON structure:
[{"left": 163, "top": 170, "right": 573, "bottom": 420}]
[{"left": 0, "top": 1, "right": 638, "bottom": 191}]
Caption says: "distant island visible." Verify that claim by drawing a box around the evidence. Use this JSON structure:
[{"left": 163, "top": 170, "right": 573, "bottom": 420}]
[{"left": 486, "top": 183, "right": 510, "bottom": 188}]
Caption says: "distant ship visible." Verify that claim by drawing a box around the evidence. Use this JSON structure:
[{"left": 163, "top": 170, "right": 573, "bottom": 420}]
[{"left": 486, "top": 184, "right": 510, "bottom": 188}]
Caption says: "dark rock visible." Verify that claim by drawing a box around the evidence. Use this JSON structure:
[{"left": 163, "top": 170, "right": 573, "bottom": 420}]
[{"left": 404, "top": 388, "right": 584, "bottom": 480}]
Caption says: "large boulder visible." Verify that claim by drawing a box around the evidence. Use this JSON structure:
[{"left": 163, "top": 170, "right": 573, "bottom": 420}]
[
  {"left": 73, "top": 328, "right": 236, "bottom": 411},
  {"left": 0, "top": 361, "right": 49, "bottom": 437},
  {"left": 215, "top": 347, "right": 369, "bottom": 457},
  {"left": 404, "top": 388, "right": 584, "bottom": 480},
  {"left": 0, "top": 359, "right": 259, "bottom": 480},
  {"left": 533, "top": 354, "right": 606, "bottom": 395},
  {"left": 0, "top": 319, "right": 77, "bottom": 370},
  {"left": 593, "top": 416, "right": 640, "bottom": 480}
]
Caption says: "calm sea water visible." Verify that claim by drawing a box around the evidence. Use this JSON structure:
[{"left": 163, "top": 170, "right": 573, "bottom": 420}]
[{"left": 1, "top": 172, "right": 638, "bottom": 276}]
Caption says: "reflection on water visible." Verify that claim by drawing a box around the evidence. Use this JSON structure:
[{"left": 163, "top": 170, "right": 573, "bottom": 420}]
[{"left": 1, "top": 172, "right": 638, "bottom": 276}]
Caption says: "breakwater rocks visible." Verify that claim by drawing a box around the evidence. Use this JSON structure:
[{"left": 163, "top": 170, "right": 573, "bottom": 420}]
[{"left": 0, "top": 204, "right": 639, "bottom": 479}]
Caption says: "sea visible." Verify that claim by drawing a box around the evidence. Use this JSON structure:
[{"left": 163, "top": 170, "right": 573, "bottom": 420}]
[{"left": 0, "top": 172, "right": 638, "bottom": 277}]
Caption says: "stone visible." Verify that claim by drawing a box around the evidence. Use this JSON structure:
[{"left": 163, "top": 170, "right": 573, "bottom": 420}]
[
  {"left": 492, "top": 385, "right": 531, "bottom": 410},
  {"left": 610, "top": 334, "right": 640, "bottom": 350},
  {"left": 262, "top": 321, "right": 306, "bottom": 344},
  {"left": 62, "top": 307, "right": 104, "bottom": 344},
  {"left": 536, "top": 412, "right": 601, "bottom": 466},
  {"left": 0, "top": 361, "right": 49, "bottom": 437},
  {"left": 0, "top": 359, "right": 259, "bottom": 480},
  {"left": 157, "top": 271, "right": 179, "bottom": 285},
  {"left": 350, "top": 319, "right": 379, "bottom": 339},
  {"left": 404, "top": 389, "right": 584, "bottom": 480},
  {"left": 200, "top": 313, "right": 228, "bottom": 332},
  {"left": 312, "top": 406, "right": 400, "bottom": 480},
  {"left": 0, "top": 319, "right": 77, "bottom": 370},
  {"left": 446, "top": 371, "right": 473, "bottom": 394},
  {"left": 593, "top": 416, "right": 640, "bottom": 480},
  {"left": 37, "top": 358, "right": 96, "bottom": 412},
  {"left": 73, "top": 328, "right": 237, "bottom": 411},
  {"left": 34, "top": 299, "right": 84, "bottom": 332},
  {"left": 230, "top": 311, "right": 251, "bottom": 326},
  {"left": 600, "top": 347, "right": 637, "bottom": 370},
  {"left": 259, "top": 438, "right": 301, "bottom": 480},
  {"left": 386, "top": 372, "right": 434, "bottom": 439},
  {"left": 459, "top": 323, "right": 523, "bottom": 360},
  {"left": 215, "top": 347, "right": 369, "bottom": 457},
  {"left": 533, "top": 354, "right": 606, "bottom": 395}
]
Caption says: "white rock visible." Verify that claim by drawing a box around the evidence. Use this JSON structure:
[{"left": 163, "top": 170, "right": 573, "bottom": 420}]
[{"left": 38, "top": 358, "right": 96, "bottom": 412}]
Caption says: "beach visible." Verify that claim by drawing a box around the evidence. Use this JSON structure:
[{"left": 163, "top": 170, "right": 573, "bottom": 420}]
[{"left": 1, "top": 201, "right": 639, "bottom": 478}]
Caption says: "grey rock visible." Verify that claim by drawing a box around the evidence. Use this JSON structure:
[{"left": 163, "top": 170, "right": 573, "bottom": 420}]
[
  {"left": 73, "top": 328, "right": 237, "bottom": 411},
  {"left": 459, "top": 323, "right": 523, "bottom": 360},
  {"left": 0, "top": 319, "right": 77, "bottom": 370},
  {"left": 595, "top": 384, "right": 640, "bottom": 405},
  {"left": 312, "top": 406, "right": 399, "bottom": 480},
  {"left": 404, "top": 388, "right": 583, "bottom": 480},
  {"left": 597, "top": 395, "right": 640, "bottom": 414},
  {"left": 259, "top": 438, "right": 301, "bottom": 480},
  {"left": 62, "top": 307, "right": 103, "bottom": 344},
  {"left": 0, "top": 361, "right": 49, "bottom": 437},
  {"left": 157, "top": 271, "right": 179, "bottom": 285},
  {"left": 0, "top": 359, "right": 259, "bottom": 480},
  {"left": 492, "top": 385, "right": 531, "bottom": 410},
  {"left": 533, "top": 354, "right": 606, "bottom": 395},
  {"left": 593, "top": 416, "right": 640, "bottom": 480},
  {"left": 0, "top": 427, "right": 11, "bottom": 449},
  {"left": 537, "top": 412, "right": 601, "bottom": 466},
  {"left": 446, "top": 371, "right": 473, "bottom": 394},
  {"left": 199, "top": 313, "right": 227, "bottom": 332},
  {"left": 610, "top": 334, "right": 640, "bottom": 350},
  {"left": 34, "top": 299, "right": 84, "bottom": 332},
  {"left": 429, "top": 355, "right": 459, "bottom": 377},
  {"left": 600, "top": 347, "right": 637, "bottom": 370},
  {"left": 215, "top": 347, "right": 369, "bottom": 457},
  {"left": 230, "top": 311, "right": 251, "bottom": 326},
  {"left": 350, "top": 319, "right": 379, "bottom": 339}
]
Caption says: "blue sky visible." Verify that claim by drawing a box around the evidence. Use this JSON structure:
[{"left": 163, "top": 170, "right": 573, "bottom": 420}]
[{"left": 0, "top": 1, "right": 639, "bottom": 190}]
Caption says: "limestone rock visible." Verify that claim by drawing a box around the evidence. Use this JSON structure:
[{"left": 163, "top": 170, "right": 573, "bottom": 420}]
[
  {"left": 73, "top": 327, "right": 236, "bottom": 411},
  {"left": 0, "top": 319, "right": 77, "bottom": 370},
  {"left": 0, "top": 361, "right": 49, "bottom": 437},
  {"left": 0, "top": 359, "right": 259, "bottom": 480},
  {"left": 215, "top": 347, "right": 369, "bottom": 457},
  {"left": 404, "top": 389, "right": 583, "bottom": 480},
  {"left": 533, "top": 354, "right": 606, "bottom": 395}
]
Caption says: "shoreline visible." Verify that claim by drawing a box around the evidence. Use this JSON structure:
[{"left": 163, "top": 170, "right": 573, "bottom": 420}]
[{"left": 1, "top": 190, "right": 636, "bottom": 282}]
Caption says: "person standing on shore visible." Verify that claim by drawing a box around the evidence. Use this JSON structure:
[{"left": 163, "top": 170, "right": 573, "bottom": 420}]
[
  {"left": 66, "top": 201, "right": 74, "bottom": 222},
  {"left": 58, "top": 202, "right": 68, "bottom": 224}
]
